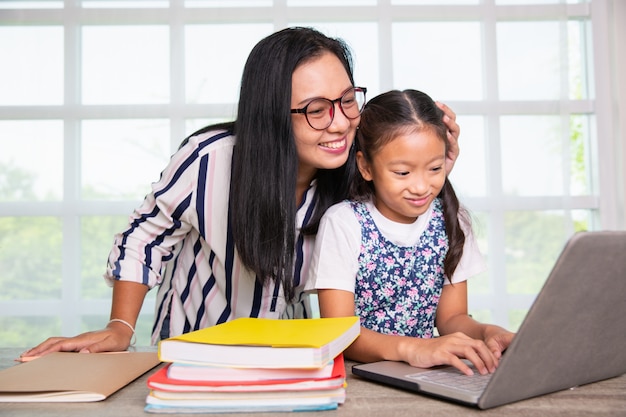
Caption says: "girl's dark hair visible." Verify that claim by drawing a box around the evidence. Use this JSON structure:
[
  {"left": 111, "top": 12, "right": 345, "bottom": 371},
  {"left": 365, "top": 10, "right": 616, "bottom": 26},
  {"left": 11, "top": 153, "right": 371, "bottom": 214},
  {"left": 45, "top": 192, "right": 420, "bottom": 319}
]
[
  {"left": 221, "top": 27, "right": 357, "bottom": 300},
  {"left": 352, "top": 89, "right": 467, "bottom": 281}
]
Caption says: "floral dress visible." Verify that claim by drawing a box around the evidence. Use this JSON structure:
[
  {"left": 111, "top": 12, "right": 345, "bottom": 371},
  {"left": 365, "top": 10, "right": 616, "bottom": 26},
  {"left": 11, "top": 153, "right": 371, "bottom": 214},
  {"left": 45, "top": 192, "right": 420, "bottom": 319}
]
[{"left": 351, "top": 198, "right": 448, "bottom": 338}]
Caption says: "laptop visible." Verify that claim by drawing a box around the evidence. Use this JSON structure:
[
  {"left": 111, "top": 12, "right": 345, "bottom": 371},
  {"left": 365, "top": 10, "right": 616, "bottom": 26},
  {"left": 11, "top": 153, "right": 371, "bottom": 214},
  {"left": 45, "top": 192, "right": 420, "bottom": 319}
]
[{"left": 352, "top": 231, "right": 626, "bottom": 409}]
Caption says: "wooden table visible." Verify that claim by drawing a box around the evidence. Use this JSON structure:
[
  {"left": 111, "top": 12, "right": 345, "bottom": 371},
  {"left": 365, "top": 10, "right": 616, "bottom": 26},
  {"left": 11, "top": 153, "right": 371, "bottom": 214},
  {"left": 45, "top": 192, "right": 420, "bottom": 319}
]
[{"left": 0, "top": 348, "right": 624, "bottom": 416}]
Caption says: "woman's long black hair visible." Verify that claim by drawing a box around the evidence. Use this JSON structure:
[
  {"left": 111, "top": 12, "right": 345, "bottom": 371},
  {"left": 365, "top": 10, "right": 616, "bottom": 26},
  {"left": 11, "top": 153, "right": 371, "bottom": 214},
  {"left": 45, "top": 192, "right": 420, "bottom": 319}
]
[
  {"left": 351, "top": 89, "right": 467, "bottom": 281},
  {"left": 220, "top": 27, "right": 358, "bottom": 300}
]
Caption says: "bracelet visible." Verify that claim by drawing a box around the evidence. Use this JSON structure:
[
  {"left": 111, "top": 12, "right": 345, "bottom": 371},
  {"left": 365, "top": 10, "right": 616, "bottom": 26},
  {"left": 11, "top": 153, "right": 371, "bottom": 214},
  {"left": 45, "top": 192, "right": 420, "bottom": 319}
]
[{"left": 108, "top": 318, "right": 137, "bottom": 346}]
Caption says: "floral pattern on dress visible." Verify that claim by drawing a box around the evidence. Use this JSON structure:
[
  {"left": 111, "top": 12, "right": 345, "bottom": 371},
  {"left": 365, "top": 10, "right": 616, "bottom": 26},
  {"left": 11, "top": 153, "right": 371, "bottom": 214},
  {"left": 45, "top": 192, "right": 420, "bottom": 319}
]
[{"left": 352, "top": 199, "right": 447, "bottom": 338}]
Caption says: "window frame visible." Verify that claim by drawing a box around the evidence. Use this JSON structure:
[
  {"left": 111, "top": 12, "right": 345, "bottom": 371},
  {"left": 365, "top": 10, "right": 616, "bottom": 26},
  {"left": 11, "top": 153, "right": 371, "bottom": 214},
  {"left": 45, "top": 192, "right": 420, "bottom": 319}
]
[{"left": 0, "top": 0, "right": 623, "bottom": 344}]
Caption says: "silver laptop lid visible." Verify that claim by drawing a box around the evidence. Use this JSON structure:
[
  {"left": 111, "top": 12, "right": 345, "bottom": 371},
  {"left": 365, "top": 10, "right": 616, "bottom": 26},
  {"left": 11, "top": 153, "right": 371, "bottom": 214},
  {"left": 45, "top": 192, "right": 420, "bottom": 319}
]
[{"left": 479, "top": 231, "right": 626, "bottom": 408}]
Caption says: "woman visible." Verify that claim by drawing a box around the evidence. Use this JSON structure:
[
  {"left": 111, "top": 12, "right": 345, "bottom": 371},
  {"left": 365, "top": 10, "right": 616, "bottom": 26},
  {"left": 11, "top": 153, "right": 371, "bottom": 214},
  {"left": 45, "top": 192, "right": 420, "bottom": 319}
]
[{"left": 22, "top": 27, "right": 460, "bottom": 357}]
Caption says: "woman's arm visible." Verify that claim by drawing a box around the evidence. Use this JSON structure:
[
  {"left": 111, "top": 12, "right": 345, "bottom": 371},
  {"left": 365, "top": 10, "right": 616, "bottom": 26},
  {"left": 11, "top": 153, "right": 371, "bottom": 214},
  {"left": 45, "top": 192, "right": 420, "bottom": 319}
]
[
  {"left": 22, "top": 132, "right": 225, "bottom": 358},
  {"left": 21, "top": 280, "right": 148, "bottom": 357}
]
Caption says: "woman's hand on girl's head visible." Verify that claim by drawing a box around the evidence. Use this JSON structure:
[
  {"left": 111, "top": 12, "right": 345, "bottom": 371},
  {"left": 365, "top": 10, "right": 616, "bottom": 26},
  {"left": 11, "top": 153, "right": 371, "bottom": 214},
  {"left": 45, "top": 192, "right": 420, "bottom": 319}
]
[
  {"left": 19, "top": 327, "right": 132, "bottom": 359},
  {"left": 435, "top": 101, "right": 460, "bottom": 174}
]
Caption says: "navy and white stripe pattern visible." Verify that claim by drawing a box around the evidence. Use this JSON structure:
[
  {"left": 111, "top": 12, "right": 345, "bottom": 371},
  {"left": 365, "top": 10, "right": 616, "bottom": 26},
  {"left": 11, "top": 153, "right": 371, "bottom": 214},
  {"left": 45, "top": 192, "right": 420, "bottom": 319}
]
[{"left": 104, "top": 130, "right": 317, "bottom": 344}]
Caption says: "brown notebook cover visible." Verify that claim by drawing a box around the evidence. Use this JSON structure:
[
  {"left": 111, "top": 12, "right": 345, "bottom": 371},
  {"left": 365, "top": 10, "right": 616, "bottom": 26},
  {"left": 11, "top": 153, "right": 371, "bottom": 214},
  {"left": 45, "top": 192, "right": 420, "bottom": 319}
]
[{"left": 0, "top": 351, "right": 161, "bottom": 402}]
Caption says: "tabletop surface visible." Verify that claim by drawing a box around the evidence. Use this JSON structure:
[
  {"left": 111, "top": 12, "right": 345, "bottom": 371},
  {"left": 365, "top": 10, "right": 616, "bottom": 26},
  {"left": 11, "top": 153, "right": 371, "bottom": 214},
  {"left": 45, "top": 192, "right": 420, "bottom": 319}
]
[{"left": 0, "top": 347, "right": 624, "bottom": 417}]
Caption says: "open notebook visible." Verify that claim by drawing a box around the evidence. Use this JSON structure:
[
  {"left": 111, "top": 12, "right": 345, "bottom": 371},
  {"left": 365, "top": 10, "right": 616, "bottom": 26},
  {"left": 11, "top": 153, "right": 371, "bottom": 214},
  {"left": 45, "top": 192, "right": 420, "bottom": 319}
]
[{"left": 352, "top": 231, "right": 626, "bottom": 409}]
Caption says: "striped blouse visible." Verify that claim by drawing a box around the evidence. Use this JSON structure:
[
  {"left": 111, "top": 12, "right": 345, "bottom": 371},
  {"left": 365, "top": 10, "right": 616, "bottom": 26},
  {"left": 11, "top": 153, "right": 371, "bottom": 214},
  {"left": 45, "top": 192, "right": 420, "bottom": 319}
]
[{"left": 104, "top": 129, "right": 318, "bottom": 344}]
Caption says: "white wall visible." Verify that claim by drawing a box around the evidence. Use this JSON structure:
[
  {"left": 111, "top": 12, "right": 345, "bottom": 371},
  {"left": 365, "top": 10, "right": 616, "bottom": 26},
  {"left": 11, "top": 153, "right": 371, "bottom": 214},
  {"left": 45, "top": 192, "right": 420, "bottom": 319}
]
[
  {"left": 613, "top": 0, "right": 626, "bottom": 227},
  {"left": 593, "top": 0, "right": 625, "bottom": 230}
]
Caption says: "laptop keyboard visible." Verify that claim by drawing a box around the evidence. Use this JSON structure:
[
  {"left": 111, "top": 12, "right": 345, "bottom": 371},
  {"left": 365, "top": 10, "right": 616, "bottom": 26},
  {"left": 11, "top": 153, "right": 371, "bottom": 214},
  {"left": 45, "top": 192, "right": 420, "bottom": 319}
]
[{"left": 407, "top": 367, "right": 492, "bottom": 395}]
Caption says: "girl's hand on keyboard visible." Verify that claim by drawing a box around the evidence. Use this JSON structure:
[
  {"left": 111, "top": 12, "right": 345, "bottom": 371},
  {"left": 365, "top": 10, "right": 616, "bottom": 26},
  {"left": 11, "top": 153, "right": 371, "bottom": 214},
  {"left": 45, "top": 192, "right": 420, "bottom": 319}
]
[
  {"left": 484, "top": 326, "right": 516, "bottom": 358},
  {"left": 398, "top": 332, "right": 499, "bottom": 376}
]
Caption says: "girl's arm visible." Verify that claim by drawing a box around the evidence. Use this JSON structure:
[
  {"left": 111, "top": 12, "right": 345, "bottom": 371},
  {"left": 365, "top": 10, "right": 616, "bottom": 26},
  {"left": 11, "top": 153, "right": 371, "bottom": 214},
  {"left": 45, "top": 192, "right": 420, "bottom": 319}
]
[
  {"left": 318, "top": 289, "right": 405, "bottom": 363},
  {"left": 436, "top": 281, "right": 515, "bottom": 360},
  {"left": 318, "top": 287, "right": 500, "bottom": 376}
]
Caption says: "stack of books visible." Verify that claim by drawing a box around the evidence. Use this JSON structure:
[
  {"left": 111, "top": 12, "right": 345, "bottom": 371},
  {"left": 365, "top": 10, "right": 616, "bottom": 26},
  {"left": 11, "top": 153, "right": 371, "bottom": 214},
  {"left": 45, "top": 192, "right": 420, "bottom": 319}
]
[{"left": 144, "top": 316, "right": 360, "bottom": 413}]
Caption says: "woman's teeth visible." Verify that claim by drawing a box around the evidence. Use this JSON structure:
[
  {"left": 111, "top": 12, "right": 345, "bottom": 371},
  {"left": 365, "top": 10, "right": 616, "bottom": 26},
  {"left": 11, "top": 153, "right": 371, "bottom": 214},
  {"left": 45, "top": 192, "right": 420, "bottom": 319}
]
[{"left": 320, "top": 139, "right": 345, "bottom": 149}]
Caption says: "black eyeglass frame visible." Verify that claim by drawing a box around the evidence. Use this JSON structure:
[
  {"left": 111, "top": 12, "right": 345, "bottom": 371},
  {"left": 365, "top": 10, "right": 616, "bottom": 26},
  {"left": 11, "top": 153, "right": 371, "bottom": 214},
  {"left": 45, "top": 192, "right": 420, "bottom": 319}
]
[{"left": 290, "top": 86, "right": 367, "bottom": 130}]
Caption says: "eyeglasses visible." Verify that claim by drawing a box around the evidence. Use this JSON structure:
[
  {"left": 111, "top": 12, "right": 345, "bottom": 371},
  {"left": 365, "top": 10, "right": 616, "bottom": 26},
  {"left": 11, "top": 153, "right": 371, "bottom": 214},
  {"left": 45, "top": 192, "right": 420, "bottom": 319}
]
[{"left": 291, "top": 87, "right": 367, "bottom": 130}]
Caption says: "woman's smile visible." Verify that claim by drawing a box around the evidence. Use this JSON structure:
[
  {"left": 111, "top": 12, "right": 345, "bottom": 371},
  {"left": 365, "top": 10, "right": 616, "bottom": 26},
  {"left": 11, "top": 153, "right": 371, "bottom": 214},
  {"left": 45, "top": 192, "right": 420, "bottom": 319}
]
[{"left": 319, "top": 138, "right": 347, "bottom": 151}]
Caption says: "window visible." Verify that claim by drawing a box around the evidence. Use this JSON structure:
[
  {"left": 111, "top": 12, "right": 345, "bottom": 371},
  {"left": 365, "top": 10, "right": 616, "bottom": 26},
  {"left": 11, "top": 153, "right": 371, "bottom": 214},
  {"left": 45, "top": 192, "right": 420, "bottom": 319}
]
[{"left": 0, "top": 0, "right": 623, "bottom": 347}]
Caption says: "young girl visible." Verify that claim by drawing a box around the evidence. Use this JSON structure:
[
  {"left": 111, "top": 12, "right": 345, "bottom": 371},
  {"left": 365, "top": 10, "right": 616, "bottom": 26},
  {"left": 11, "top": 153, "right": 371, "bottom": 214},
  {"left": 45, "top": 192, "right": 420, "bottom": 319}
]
[{"left": 308, "top": 89, "right": 514, "bottom": 376}]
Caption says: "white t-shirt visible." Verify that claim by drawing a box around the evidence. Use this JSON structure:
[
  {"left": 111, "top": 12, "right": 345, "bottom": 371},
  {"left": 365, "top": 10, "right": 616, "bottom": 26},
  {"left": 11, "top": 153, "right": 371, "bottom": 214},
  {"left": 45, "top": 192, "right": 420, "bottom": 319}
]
[{"left": 306, "top": 199, "right": 487, "bottom": 294}]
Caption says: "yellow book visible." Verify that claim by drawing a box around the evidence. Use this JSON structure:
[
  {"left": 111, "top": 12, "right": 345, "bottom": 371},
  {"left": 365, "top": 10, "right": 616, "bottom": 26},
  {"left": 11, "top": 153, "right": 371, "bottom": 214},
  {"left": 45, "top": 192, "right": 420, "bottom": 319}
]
[{"left": 158, "top": 317, "right": 360, "bottom": 369}]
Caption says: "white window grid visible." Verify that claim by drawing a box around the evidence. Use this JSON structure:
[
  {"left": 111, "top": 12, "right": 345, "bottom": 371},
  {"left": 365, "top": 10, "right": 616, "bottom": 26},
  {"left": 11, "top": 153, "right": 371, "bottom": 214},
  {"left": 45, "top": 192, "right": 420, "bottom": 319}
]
[{"left": 0, "top": 0, "right": 623, "bottom": 344}]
